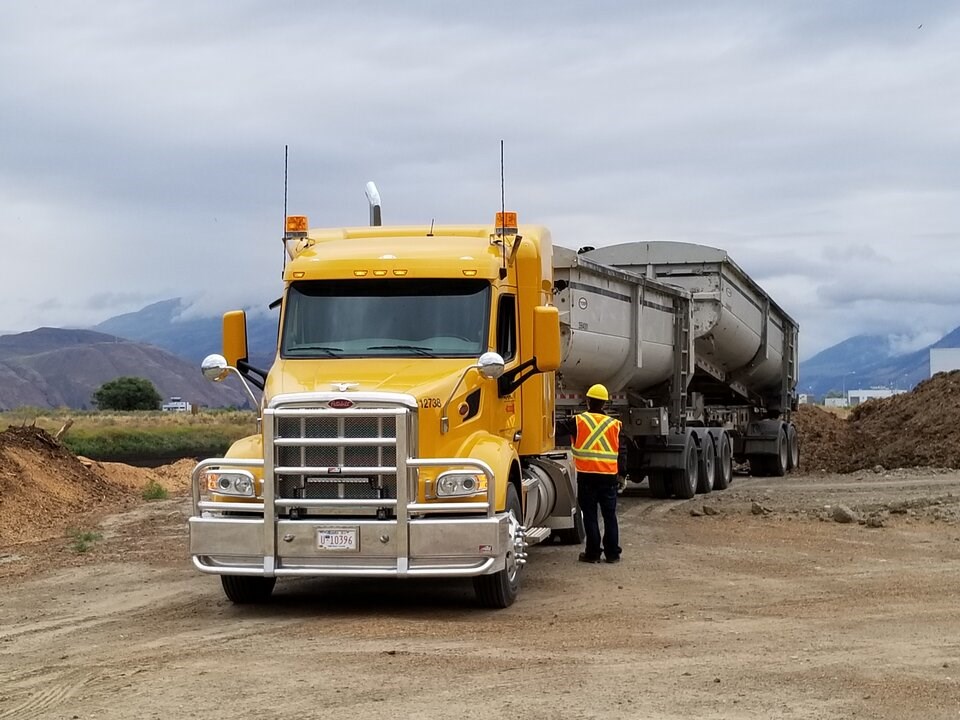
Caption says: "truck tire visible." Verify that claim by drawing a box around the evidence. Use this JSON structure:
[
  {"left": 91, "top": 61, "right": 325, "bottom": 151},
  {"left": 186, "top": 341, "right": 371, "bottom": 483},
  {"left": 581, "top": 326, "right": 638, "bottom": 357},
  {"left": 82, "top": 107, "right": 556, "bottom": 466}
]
[
  {"left": 787, "top": 424, "right": 800, "bottom": 471},
  {"left": 552, "top": 507, "right": 586, "bottom": 545},
  {"left": 648, "top": 471, "right": 671, "bottom": 499},
  {"left": 474, "top": 484, "right": 523, "bottom": 609},
  {"left": 713, "top": 432, "right": 733, "bottom": 490},
  {"left": 220, "top": 575, "right": 276, "bottom": 604},
  {"left": 696, "top": 434, "right": 717, "bottom": 494},
  {"left": 770, "top": 425, "right": 789, "bottom": 477},
  {"left": 671, "top": 435, "right": 699, "bottom": 500}
]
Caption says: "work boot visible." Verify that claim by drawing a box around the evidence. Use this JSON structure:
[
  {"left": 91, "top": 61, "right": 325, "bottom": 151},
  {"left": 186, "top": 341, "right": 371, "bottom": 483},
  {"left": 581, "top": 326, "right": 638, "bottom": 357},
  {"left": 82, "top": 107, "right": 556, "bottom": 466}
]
[{"left": 578, "top": 552, "right": 601, "bottom": 563}]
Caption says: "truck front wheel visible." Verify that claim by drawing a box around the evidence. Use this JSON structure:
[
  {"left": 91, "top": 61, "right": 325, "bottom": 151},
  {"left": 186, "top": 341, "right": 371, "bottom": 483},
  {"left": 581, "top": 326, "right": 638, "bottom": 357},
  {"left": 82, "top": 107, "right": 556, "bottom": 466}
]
[
  {"left": 474, "top": 484, "right": 523, "bottom": 609},
  {"left": 220, "top": 575, "right": 276, "bottom": 604}
]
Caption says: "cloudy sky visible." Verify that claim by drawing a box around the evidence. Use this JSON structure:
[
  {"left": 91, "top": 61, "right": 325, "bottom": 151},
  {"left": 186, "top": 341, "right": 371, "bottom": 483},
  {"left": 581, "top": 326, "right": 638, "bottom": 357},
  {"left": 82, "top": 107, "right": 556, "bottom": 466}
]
[{"left": 2, "top": 1, "right": 958, "bottom": 359}]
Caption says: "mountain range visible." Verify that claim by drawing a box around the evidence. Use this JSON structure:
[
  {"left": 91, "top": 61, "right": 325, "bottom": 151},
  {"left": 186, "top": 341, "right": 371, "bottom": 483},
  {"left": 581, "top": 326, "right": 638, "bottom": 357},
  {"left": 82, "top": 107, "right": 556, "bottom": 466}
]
[
  {"left": 0, "top": 327, "right": 250, "bottom": 411},
  {"left": 797, "top": 326, "right": 960, "bottom": 398},
  {"left": 1, "top": 296, "right": 957, "bottom": 409}
]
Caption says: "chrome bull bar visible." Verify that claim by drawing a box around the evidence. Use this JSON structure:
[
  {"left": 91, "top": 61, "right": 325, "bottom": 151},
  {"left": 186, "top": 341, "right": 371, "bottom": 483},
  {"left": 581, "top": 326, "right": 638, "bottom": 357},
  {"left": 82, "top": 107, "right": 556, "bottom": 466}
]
[{"left": 189, "top": 415, "right": 500, "bottom": 579}]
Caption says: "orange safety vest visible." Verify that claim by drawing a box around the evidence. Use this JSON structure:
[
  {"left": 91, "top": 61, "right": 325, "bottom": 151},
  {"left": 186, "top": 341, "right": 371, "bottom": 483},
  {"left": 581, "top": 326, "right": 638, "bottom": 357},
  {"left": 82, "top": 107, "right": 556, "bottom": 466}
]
[{"left": 572, "top": 412, "right": 622, "bottom": 475}]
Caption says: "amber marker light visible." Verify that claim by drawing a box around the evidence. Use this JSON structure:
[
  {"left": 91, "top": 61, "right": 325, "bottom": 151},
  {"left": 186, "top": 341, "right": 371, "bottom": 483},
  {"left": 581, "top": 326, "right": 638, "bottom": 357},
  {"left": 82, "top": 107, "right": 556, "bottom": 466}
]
[
  {"left": 393, "top": 269, "right": 408, "bottom": 276},
  {"left": 292, "top": 271, "right": 305, "bottom": 278},
  {"left": 354, "top": 270, "right": 368, "bottom": 276},
  {"left": 373, "top": 269, "right": 388, "bottom": 276},
  {"left": 463, "top": 269, "right": 478, "bottom": 276},
  {"left": 285, "top": 215, "right": 308, "bottom": 234}
]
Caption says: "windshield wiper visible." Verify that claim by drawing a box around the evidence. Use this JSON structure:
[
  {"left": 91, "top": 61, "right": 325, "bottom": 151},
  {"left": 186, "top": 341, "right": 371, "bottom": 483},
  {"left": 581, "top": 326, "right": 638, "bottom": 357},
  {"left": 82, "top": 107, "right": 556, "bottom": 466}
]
[
  {"left": 366, "top": 344, "right": 438, "bottom": 357},
  {"left": 290, "top": 345, "right": 343, "bottom": 357}
]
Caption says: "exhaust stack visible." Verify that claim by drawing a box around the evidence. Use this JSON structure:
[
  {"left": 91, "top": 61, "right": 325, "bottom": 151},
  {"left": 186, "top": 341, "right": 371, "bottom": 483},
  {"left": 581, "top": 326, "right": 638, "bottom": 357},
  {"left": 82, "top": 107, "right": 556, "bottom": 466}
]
[{"left": 364, "top": 182, "right": 382, "bottom": 226}]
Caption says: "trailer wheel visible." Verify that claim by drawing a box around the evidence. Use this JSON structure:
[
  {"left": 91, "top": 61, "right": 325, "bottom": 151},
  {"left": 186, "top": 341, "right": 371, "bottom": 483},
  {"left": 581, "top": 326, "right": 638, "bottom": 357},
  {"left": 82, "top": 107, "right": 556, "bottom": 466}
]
[
  {"left": 771, "top": 426, "right": 789, "bottom": 477},
  {"left": 713, "top": 432, "right": 733, "bottom": 490},
  {"left": 787, "top": 424, "right": 800, "bottom": 471},
  {"left": 220, "top": 575, "right": 276, "bottom": 604},
  {"left": 671, "top": 435, "right": 699, "bottom": 500},
  {"left": 474, "top": 484, "right": 522, "bottom": 609},
  {"left": 696, "top": 434, "right": 717, "bottom": 494},
  {"left": 647, "top": 471, "right": 671, "bottom": 499}
]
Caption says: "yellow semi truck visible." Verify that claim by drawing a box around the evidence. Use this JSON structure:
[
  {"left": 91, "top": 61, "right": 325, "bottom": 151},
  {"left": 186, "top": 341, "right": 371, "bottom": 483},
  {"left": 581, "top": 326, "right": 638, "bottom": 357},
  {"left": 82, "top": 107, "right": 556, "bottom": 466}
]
[
  {"left": 189, "top": 184, "right": 799, "bottom": 608},
  {"left": 189, "top": 191, "right": 579, "bottom": 608}
]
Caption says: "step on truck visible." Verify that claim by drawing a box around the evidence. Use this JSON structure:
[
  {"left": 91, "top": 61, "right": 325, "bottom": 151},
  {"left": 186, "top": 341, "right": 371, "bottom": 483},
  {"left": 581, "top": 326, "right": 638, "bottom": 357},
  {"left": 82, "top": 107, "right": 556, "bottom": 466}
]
[{"left": 189, "top": 187, "right": 799, "bottom": 607}]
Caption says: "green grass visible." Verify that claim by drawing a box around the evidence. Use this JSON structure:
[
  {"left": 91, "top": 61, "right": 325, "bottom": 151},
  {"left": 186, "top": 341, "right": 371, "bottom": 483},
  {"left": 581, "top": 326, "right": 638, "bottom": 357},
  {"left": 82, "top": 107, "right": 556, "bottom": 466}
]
[
  {"left": 0, "top": 409, "right": 258, "bottom": 462},
  {"left": 142, "top": 480, "right": 169, "bottom": 501},
  {"left": 67, "top": 528, "right": 103, "bottom": 554}
]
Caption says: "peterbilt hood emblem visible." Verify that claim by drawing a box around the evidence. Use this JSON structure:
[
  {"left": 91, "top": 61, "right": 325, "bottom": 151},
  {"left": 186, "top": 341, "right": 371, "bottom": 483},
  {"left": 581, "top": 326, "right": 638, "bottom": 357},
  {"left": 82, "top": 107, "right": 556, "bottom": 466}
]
[
  {"left": 331, "top": 382, "right": 359, "bottom": 392},
  {"left": 328, "top": 398, "right": 354, "bottom": 409}
]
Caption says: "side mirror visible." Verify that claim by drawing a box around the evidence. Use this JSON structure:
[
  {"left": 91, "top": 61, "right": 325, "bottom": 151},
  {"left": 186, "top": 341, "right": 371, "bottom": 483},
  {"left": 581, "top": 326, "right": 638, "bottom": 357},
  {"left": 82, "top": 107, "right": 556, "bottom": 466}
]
[
  {"left": 201, "top": 354, "right": 230, "bottom": 382},
  {"left": 477, "top": 351, "right": 505, "bottom": 379},
  {"left": 532, "top": 306, "right": 561, "bottom": 372},
  {"left": 223, "top": 310, "right": 249, "bottom": 369}
]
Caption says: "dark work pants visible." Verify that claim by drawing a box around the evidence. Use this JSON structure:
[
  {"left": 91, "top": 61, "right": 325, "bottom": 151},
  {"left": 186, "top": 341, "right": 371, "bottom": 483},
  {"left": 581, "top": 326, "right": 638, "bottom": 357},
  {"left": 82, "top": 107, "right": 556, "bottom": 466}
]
[{"left": 577, "top": 473, "right": 621, "bottom": 560}]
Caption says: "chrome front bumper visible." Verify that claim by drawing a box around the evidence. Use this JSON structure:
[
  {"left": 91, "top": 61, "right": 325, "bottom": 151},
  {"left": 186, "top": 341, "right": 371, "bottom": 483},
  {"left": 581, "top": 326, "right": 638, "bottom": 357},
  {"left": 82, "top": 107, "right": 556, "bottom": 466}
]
[{"left": 189, "top": 453, "right": 506, "bottom": 578}]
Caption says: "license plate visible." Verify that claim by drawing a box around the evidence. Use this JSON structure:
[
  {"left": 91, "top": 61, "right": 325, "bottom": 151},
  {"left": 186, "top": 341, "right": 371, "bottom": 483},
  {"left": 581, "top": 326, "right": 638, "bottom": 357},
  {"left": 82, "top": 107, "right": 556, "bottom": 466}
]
[{"left": 316, "top": 527, "right": 359, "bottom": 551}]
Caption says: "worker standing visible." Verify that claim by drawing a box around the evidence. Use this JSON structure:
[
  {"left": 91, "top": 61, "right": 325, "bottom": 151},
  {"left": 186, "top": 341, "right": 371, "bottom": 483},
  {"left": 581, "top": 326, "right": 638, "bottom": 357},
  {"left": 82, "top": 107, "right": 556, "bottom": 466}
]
[{"left": 564, "top": 384, "right": 627, "bottom": 564}]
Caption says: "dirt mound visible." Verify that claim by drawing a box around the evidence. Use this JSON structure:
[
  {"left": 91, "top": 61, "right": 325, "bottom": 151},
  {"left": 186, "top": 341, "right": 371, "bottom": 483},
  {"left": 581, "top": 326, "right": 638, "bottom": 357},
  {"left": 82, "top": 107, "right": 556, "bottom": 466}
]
[
  {"left": 849, "top": 371, "right": 960, "bottom": 469},
  {"left": 0, "top": 427, "right": 197, "bottom": 549},
  {"left": 792, "top": 405, "right": 859, "bottom": 472},
  {"left": 795, "top": 371, "right": 960, "bottom": 473},
  {"left": 0, "top": 426, "right": 135, "bottom": 546}
]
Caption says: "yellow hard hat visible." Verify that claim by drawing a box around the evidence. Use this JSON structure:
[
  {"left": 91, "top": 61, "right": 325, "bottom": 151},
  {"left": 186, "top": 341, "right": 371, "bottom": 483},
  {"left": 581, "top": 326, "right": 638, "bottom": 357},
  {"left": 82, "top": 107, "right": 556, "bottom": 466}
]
[{"left": 586, "top": 384, "right": 609, "bottom": 401}]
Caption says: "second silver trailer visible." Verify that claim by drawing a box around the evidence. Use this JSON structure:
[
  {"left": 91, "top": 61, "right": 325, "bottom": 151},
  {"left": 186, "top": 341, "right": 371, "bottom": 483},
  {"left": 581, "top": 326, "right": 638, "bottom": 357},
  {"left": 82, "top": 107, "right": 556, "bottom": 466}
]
[{"left": 552, "top": 242, "right": 799, "bottom": 499}]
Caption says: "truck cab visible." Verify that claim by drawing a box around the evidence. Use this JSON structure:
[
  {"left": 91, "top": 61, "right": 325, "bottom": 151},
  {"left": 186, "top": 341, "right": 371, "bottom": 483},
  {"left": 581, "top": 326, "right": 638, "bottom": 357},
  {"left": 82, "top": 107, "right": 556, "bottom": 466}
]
[{"left": 189, "top": 208, "right": 579, "bottom": 608}]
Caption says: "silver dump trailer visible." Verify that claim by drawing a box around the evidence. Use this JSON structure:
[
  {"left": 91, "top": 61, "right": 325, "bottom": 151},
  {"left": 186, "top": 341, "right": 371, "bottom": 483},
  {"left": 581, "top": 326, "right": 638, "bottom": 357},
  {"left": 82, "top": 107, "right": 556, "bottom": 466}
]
[{"left": 552, "top": 242, "right": 799, "bottom": 499}]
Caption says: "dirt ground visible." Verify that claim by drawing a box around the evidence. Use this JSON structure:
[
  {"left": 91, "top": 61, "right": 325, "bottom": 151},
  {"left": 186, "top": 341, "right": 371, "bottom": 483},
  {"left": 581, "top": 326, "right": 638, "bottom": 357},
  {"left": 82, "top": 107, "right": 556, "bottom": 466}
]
[{"left": 4, "top": 464, "right": 960, "bottom": 720}]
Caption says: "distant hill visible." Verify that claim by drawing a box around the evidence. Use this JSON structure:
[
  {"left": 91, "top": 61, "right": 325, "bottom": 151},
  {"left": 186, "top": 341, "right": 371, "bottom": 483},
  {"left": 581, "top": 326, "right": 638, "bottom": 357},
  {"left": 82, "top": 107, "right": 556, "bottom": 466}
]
[
  {"left": 799, "top": 327, "right": 960, "bottom": 397},
  {"left": 93, "top": 299, "right": 277, "bottom": 369},
  {"left": 0, "top": 328, "right": 251, "bottom": 410}
]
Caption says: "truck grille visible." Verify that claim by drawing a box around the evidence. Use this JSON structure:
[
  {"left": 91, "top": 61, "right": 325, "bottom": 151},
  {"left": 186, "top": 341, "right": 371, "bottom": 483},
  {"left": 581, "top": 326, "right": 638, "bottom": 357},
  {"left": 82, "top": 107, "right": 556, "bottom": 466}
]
[{"left": 274, "top": 414, "right": 398, "bottom": 502}]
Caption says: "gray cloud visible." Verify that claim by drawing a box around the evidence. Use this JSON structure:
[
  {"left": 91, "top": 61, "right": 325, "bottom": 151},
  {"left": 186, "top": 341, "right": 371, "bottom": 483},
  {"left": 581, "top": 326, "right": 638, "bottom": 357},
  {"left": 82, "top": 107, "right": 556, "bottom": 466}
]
[{"left": 1, "top": 1, "right": 959, "bottom": 360}]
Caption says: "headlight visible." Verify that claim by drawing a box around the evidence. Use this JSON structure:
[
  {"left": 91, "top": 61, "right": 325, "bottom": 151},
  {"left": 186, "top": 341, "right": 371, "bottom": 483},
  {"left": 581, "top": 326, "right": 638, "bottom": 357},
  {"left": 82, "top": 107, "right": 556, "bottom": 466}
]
[
  {"left": 435, "top": 472, "right": 487, "bottom": 497},
  {"left": 206, "top": 470, "right": 256, "bottom": 497}
]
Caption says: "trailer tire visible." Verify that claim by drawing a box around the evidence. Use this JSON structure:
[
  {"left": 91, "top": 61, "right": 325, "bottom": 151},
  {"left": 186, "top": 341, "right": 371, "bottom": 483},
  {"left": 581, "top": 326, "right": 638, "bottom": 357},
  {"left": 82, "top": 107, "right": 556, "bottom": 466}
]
[
  {"left": 713, "top": 432, "right": 733, "bottom": 490},
  {"left": 220, "top": 575, "right": 276, "bottom": 604},
  {"left": 474, "top": 484, "right": 522, "bottom": 609},
  {"left": 648, "top": 471, "right": 671, "bottom": 499},
  {"left": 552, "top": 507, "right": 586, "bottom": 545},
  {"left": 671, "top": 435, "right": 699, "bottom": 500},
  {"left": 787, "top": 424, "right": 800, "bottom": 471},
  {"left": 696, "top": 434, "right": 717, "bottom": 494}
]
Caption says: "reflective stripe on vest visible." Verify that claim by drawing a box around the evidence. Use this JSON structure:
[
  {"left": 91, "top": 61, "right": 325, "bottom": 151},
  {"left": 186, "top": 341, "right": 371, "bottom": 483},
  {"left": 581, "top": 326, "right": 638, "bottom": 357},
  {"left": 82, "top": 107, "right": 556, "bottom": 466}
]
[{"left": 572, "top": 412, "right": 621, "bottom": 475}]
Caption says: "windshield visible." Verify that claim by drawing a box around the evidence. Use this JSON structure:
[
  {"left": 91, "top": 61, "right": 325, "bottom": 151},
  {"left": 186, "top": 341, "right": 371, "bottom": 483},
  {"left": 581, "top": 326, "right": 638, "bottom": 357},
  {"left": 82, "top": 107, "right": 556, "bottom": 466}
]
[{"left": 281, "top": 279, "right": 491, "bottom": 358}]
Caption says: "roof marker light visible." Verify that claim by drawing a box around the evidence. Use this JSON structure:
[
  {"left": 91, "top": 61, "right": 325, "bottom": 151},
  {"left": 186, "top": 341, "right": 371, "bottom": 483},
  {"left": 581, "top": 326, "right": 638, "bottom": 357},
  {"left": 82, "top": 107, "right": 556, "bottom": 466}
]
[
  {"left": 373, "top": 269, "right": 388, "bottom": 276},
  {"left": 463, "top": 269, "right": 478, "bottom": 276},
  {"left": 354, "top": 270, "right": 368, "bottom": 276},
  {"left": 393, "top": 269, "right": 408, "bottom": 276},
  {"left": 292, "top": 271, "right": 305, "bottom": 278}
]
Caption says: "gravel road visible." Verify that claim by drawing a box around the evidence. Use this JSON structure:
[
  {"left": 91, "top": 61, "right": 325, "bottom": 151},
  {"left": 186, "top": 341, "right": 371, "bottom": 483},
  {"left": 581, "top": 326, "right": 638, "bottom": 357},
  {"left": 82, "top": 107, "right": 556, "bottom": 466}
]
[{"left": 3, "top": 469, "right": 960, "bottom": 719}]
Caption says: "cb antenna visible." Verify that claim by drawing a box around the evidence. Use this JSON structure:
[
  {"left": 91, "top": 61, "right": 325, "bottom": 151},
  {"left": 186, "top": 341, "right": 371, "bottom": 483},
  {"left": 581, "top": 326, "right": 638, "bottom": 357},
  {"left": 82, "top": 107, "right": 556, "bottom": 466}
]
[
  {"left": 282, "top": 144, "right": 289, "bottom": 276},
  {"left": 499, "top": 140, "right": 507, "bottom": 280}
]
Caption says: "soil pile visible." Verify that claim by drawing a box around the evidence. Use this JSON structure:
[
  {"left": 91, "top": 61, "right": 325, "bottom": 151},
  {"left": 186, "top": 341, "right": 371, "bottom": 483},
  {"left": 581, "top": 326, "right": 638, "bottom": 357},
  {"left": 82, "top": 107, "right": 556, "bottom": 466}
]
[
  {"left": 795, "top": 371, "right": 960, "bottom": 473},
  {"left": 849, "top": 371, "right": 960, "bottom": 470},
  {"left": 792, "top": 405, "right": 859, "bottom": 472},
  {"left": 0, "top": 427, "right": 195, "bottom": 548},
  {"left": 0, "top": 425, "right": 135, "bottom": 546}
]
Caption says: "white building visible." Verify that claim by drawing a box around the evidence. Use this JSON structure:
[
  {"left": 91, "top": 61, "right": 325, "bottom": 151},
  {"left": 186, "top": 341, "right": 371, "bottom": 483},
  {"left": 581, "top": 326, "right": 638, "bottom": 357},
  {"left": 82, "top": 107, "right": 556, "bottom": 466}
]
[
  {"left": 846, "top": 388, "right": 906, "bottom": 407},
  {"left": 824, "top": 397, "right": 846, "bottom": 408},
  {"left": 161, "top": 396, "right": 192, "bottom": 412},
  {"left": 930, "top": 348, "right": 960, "bottom": 377}
]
